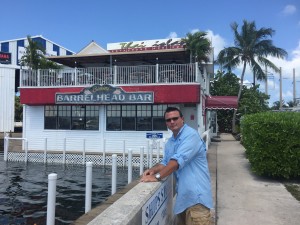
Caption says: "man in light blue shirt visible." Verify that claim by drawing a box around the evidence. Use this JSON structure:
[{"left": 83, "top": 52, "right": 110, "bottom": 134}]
[{"left": 140, "top": 107, "right": 213, "bottom": 225}]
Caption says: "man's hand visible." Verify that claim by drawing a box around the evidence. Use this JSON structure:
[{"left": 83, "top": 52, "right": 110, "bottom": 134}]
[
  {"left": 140, "top": 174, "right": 158, "bottom": 182},
  {"left": 143, "top": 169, "right": 155, "bottom": 176}
]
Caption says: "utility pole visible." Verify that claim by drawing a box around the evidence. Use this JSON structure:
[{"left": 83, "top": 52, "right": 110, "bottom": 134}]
[
  {"left": 265, "top": 66, "right": 268, "bottom": 95},
  {"left": 279, "top": 67, "right": 282, "bottom": 110},
  {"left": 293, "top": 68, "right": 296, "bottom": 105}
]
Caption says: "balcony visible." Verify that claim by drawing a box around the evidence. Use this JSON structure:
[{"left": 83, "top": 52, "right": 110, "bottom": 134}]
[{"left": 20, "top": 63, "right": 206, "bottom": 88}]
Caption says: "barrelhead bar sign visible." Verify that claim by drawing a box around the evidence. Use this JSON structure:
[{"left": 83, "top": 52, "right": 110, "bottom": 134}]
[
  {"left": 142, "top": 176, "right": 173, "bottom": 225},
  {"left": 56, "top": 84, "right": 154, "bottom": 104}
]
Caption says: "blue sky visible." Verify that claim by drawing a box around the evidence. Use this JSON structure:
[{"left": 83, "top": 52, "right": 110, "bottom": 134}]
[{"left": 2, "top": 0, "right": 300, "bottom": 106}]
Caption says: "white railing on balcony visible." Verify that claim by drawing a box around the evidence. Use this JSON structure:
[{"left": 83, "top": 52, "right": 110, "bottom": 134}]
[{"left": 20, "top": 63, "right": 202, "bottom": 87}]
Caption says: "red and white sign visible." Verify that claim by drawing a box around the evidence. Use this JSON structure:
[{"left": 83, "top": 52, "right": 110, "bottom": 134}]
[{"left": 107, "top": 38, "right": 185, "bottom": 52}]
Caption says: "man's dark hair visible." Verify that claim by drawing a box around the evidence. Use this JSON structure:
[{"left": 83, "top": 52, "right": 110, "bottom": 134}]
[{"left": 164, "top": 107, "right": 183, "bottom": 117}]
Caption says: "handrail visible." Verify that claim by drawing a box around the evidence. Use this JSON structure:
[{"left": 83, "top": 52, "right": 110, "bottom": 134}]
[{"left": 4, "top": 133, "right": 28, "bottom": 161}]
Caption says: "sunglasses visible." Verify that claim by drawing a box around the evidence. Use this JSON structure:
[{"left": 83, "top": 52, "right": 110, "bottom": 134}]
[{"left": 165, "top": 116, "right": 180, "bottom": 123}]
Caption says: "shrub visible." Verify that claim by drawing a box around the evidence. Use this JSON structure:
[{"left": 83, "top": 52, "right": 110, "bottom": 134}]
[{"left": 241, "top": 112, "right": 300, "bottom": 179}]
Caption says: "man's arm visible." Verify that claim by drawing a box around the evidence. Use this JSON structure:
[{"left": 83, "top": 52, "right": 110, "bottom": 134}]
[{"left": 140, "top": 159, "right": 178, "bottom": 182}]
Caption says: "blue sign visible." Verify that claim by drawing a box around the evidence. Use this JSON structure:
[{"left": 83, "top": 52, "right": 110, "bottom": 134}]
[{"left": 146, "top": 133, "right": 163, "bottom": 139}]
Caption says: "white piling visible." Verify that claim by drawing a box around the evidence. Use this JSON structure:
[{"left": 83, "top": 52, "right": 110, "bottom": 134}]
[
  {"left": 140, "top": 146, "right": 144, "bottom": 175},
  {"left": 85, "top": 162, "right": 93, "bottom": 213},
  {"left": 147, "top": 140, "right": 150, "bottom": 168},
  {"left": 102, "top": 139, "right": 106, "bottom": 166},
  {"left": 111, "top": 154, "right": 117, "bottom": 195},
  {"left": 63, "top": 138, "right": 66, "bottom": 164},
  {"left": 149, "top": 144, "right": 153, "bottom": 168},
  {"left": 156, "top": 140, "right": 160, "bottom": 163},
  {"left": 25, "top": 140, "right": 28, "bottom": 163},
  {"left": 4, "top": 133, "right": 9, "bottom": 161},
  {"left": 128, "top": 149, "right": 132, "bottom": 184},
  {"left": 47, "top": 173, "right": 57, "bottom": 225},
  {"left": 82, "top": 139, "right": 86, "bottom": 165},
  {"left": 44, "top": 138, "right": 47, "bottom": 164},
  {"left": 122, "top": 140, "right": 126, "bottom": 167}
]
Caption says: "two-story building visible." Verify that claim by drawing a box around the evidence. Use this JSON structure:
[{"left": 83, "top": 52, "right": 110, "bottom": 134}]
[
  {"left": 16, "top": 38, "right": 237, "bottom": 164},
  {"left": 0, "top": 35, "right": 74, "bottom": 132}
]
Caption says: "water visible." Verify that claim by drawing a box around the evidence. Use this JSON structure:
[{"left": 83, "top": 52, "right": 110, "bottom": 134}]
[{"left": 0, "top": 154, "right": 140, "bottom": 225}]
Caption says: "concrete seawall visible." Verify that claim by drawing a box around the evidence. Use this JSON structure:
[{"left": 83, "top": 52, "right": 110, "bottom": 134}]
[{"left": 72, "top": 144, "right": 217, "bottom": 225}]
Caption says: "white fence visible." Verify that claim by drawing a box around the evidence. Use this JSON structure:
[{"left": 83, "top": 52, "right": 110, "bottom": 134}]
[{"left": 20, "top": 63, "right": 200, "bottom": 87}]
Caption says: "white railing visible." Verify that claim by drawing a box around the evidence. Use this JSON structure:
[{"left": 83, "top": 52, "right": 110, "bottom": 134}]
[
  {"left": 201, "top": 128, "right": 211, "bottom": 150},
  {"left": 20, "top": 63, "right": 201, "bottom": 87}
]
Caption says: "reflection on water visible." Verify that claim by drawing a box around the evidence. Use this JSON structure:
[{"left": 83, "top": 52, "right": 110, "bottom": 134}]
[{"left": 0, "top": 155, "right": 139, "bottom": 225}]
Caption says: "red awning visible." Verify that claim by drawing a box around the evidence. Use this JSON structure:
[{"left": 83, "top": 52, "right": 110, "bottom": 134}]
[{"left": 205, "top": 96, "right": 238, "bottom": 110}]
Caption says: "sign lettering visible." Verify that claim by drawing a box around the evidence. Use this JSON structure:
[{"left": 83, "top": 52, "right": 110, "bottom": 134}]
[{"left": 56, "top": 84, "right": 154, "bottom": 104}]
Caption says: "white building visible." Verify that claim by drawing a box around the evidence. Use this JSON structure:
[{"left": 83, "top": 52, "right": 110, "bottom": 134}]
[
  {"left": 0, "top": 35, "right": 74, "bottom": 132},
  {"left": 13, "top": 38, "right": 237, "bottom": 164}
]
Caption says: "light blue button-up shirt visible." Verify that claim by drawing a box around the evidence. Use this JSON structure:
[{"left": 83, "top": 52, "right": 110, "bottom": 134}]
[{"left": 161, "top": 124, "right": 213, "bottom": 214}]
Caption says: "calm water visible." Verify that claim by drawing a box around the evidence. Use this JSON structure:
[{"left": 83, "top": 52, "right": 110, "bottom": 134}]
[{"left": 0, "top": 154, "right": 139, "bottom": 225}]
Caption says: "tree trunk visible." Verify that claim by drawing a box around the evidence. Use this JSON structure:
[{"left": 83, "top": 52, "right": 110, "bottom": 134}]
[{"left": 232, "top": 62, "right": 247, "bottom": 133}]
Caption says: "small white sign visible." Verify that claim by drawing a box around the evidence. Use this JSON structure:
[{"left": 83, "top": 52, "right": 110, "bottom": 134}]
[{"left": 142, "top": 176, "right": 173, "bottom": 225}]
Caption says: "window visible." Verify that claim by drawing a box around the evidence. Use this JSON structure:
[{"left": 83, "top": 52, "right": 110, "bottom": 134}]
[
  {"left": 106, "top": 104, "right": 168, "bottom": 131},
  {"left": 44, "top": 105, "right": 99, "bottom": 130}
]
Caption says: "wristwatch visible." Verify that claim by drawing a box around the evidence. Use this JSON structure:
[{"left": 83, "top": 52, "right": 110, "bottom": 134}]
[{"left": 155, "top": 173, "right": 161, "bottom": 181}]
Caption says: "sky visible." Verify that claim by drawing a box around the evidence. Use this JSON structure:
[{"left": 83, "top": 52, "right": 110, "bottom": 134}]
[{"left": 2, "top": 0, "right": 300, "bottom": 106}]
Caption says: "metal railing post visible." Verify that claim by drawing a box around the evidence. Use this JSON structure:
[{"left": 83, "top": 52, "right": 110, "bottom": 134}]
[
  {"left": 85, "top": 162, "right": 93, "bottom": 213},
  {"left": 155, "top": 63, "right": 159, "bottom": 83},
  {"left": 37, "top": 69, "right": 40, "bottom": 86}
]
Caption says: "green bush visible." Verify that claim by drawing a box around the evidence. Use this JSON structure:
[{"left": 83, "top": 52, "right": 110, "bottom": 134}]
[{"left": 241, "top": 112, "right": 300, "bottom": 179}]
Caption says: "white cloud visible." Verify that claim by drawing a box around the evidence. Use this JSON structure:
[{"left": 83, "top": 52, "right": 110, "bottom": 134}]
[
  {"left": 190, "top": 29, "right": 200, "bottom": 34},
  {"left": 166, "top": 32, "right": 178, "bottom": 39},
  {"left": 206, "top": 30, "right": 227, "bottom": 59},
  {"left": 282, "top": 4, "right": 297, "bottom": 15}
]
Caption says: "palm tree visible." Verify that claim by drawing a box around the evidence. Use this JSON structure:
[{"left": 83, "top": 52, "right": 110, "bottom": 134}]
[
  {"left": 216, "top": 20, "right": 288, "bottom": 133},
  {"left": 20, "top": 35, "right": 46, "bottom": 69},
  {"left": 181, "top": 31, "right": 212, "bottom": 63}
]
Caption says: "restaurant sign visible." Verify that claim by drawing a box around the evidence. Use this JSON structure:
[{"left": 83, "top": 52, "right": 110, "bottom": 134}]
[
  {"left": 0, "top": 52, "right": 11, "bottom": 64},
  {"left": 56, "top": 84, "right": 154, "bottom": 104}
]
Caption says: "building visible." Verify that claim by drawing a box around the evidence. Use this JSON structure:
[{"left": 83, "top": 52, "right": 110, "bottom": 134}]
[
  {"left": 0, "top": 35, "right": 74, "bottom": 132},
  {"left": 13, "top": 38, "right": 237, "bottom": 164}
]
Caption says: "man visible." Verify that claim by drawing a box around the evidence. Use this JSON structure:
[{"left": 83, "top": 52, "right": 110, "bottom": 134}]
[{"left": 140, "top": 107, "right": 213, "bottom": 225}]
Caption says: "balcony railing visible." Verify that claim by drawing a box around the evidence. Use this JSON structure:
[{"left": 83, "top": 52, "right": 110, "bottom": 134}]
[{"left": 20, "top": 63, "right": 203, "bottom": 87}]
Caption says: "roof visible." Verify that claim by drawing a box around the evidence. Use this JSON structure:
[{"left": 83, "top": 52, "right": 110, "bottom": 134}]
[
  {"left": 0, "top": 35, "right": 75, "bottom": 54},
  {"left": 205, "top": 96, "right": 238, "bottom": 110},
  {"left": 47, "top": 48, "right": 191, "bottom": 68},
  {"left": 76, "top": 40, "right": 108, "bottom": 55}
]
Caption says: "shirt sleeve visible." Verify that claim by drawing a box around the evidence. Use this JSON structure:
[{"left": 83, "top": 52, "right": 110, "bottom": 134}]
[{"left": 170, "top": 131, "right": 205, "bottom": 170}]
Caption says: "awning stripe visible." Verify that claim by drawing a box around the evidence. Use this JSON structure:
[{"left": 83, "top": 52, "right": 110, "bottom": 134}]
[{"left": 205, "top": 96, "right": 238, "bottom": 110}]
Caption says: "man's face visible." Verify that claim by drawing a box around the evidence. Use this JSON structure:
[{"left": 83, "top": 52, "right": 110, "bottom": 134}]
[{"left": 165, "top": 111, "right": 184, "bottom": 134}]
